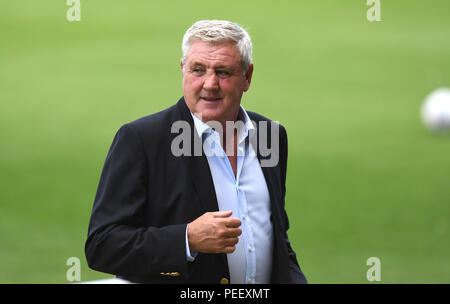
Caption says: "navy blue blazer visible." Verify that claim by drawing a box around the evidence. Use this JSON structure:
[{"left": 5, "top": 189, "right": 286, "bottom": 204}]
[{"left": 85, "top": 97, "right": 307, "bottom": 284}]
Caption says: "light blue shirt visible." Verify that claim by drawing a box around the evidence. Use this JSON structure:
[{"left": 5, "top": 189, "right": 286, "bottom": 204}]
[{"left": 186, "top": 106, "right": 274, "bottom": 284}]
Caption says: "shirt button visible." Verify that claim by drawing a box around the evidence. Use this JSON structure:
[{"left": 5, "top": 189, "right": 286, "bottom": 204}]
[
  {"left": 242, "top": 215, "right": 246, "bottom": 220},
  {"left": 248, "top": 245, "right": 253, "bottom": 252},
  {"left": 248, "top": 278, "right": 252, "bottom": 283}
]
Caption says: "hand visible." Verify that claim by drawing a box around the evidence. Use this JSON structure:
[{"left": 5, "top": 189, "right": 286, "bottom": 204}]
[{"left": 187, "top": 210, "right": 242, "bottom": 254}]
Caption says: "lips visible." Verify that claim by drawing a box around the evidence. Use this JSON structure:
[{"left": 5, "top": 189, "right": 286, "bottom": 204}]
[{"left": 200, "top": 97, "right": 223, "bottom": 102}]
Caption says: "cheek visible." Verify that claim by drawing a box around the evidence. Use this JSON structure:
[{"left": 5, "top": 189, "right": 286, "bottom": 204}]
[
  {"left": 183, "top": 76, "right": 203, "bottom": 94},
  {"left": 220, "top": 78, "right": 242, "bottom": 96}
]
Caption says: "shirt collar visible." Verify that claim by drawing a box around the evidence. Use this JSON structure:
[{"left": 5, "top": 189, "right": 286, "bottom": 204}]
[
  {"left": 190, "top": 106, "right": 255, "bottom": 142},
  {"left": 191, "top": 112, "right": 213, "bottom": 138}
]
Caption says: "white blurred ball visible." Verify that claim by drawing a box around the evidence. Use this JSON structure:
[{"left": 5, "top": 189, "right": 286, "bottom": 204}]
[{"left": 421, "top": 88, "right": 450, "bottom": 132}]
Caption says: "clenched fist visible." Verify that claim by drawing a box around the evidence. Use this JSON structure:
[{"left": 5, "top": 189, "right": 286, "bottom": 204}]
[{"left": 187, "top": 210, "right": 242, "bottom": 254}]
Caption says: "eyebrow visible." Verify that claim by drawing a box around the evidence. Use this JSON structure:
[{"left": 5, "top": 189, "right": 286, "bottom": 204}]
[
  {"left": 215, "top": 65, "right": 233, "bottom": 71},
  {"left": 189, "top": 61, "right": 235, "bottom": 71},
  {"left": 189, "top": 61, "right": 205, "bottom": 67}
]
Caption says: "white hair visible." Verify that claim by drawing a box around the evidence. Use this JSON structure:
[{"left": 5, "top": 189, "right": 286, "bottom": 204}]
[{"left": 182, "top": 20, "right": 253, "bottom": 73}]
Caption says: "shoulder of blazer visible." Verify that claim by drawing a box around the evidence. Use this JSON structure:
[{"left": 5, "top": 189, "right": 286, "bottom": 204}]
[
  {"left": 246, "top": 109, "right": 288, "bottom": 153},
  {"left": 120, "top": 97, "right": 191, "bottom": 142},
  {"left": 246, "top": 110, "right": 287, "bottom": 135}
]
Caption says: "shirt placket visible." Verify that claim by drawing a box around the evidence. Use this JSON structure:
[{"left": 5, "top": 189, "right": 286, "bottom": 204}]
[
  {"left": 236, "top": 136, "right": 256, "bottom": 284},
  {"left": 207, "top": 128, "right": 257, "bottom": 284}
]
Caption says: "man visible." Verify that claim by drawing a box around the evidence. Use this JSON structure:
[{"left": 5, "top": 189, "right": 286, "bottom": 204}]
[{"left": 85, "top": 20, "right": 307, "bottom": 284}]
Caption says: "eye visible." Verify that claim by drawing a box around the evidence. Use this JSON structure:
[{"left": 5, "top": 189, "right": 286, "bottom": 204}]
[
  {"left": 191, "top": 67, "right": 205, "bottom": 75},
  {"left": 216, "top": 70, "right": 230, "bottom": 77}
]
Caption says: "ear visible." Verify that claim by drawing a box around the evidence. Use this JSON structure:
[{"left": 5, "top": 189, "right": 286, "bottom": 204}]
[{"left": 243, "top": 64, "right": 254, "bottom": 92}]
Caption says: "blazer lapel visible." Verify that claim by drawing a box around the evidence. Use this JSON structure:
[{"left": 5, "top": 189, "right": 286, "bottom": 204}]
[
  {"left": 175, "top": 97, "right": 229, "bottom": 280},
  {"left": 253, "top": 119, "right": 285, "bottom": 232},
  {"left": 190, "top": 152, "right": 220, "bottom": 213},
  {"left": 253, "top": 119, "right": 290, "bottom": 283},
  {"left": 175, "top": 97, "right": 220, "bottom": 213}
]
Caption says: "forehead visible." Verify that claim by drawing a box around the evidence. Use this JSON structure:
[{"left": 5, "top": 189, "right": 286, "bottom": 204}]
[{"left": 186, "top": 40, "right": 241, "bottom": 67}]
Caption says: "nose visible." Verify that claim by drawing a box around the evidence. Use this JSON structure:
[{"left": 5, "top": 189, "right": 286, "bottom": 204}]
[{"left": 203, "top": 70, "right": 219, "bottom": 91}]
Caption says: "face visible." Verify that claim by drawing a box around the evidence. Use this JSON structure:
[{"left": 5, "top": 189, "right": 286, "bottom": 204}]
[{"left": 181, "top": 40, "right": 253, "bottom": 125}]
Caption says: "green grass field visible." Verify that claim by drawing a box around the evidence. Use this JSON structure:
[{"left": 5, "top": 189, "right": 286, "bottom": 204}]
[{"left": 1, "top": 0, "right": 449, "bottom": 283}]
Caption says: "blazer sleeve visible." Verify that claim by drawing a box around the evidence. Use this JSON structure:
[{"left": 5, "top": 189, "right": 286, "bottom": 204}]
[
  {"left": 280, "top": 125, "right": 308, "bottom": 284},
  {"left": 85, "top": 124, "right": 188, "bottom": 277}
]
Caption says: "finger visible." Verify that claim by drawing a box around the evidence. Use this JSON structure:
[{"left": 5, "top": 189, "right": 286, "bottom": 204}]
[
  {"left": 212, "top": 210, "right": 233, "bottom": 218},
  {"left": 223, "top": 217, "right": 241, "bottom": 228},
  {"left": 223, "top": 246, "right": 236, "bottom": 254},
  {"left": 224, "top": 237, "right": 239, "bottom": 246},
  {"left": 221, "top": 228, "right": 242, "bottom": 238},
  {"left": 215, "top": 238, "right": 239, "bottom": 254}
]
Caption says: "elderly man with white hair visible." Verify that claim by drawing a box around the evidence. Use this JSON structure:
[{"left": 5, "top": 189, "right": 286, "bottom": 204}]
[{"left": 85, "top": 20, "right": 307, "bottom": 284}]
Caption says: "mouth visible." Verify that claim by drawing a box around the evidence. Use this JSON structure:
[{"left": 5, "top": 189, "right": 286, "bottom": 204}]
[{"left": 199, "top": 96, "right": 223, "bottom": 102}]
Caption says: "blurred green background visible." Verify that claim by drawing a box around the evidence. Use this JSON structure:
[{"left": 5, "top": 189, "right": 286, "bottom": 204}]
[{"left": 1, "top": 0, "right": 449, "bottom": 283}]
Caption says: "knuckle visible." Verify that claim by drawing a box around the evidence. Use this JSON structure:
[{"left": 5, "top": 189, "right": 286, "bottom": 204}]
[{"left": 218, "top": 228, "right": 226, "bottom": 238}]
